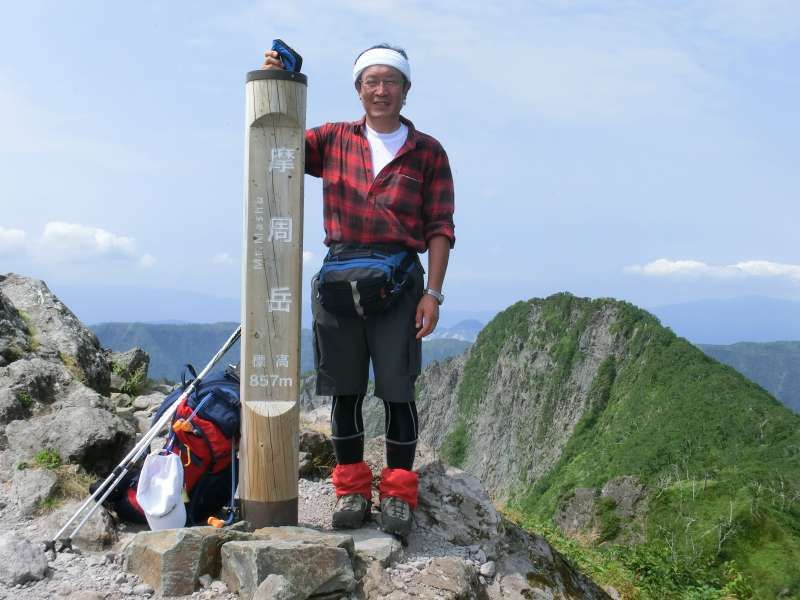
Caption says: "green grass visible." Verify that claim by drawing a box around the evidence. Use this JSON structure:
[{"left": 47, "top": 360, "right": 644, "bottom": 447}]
[
  {"left": 114, "top": 362, "right": 148, "bottom": 396},
  {"left": 34, "top": 448, "right": 62, "bottom": 470},
  {"left": 443, "top": 293, "right": 800, "bottom": 598},
  {"left": 16, "top": 390, "right": 33, "bottom": 409},
  {"left": 18, "top": 310, "right": 39, "bottom": 352},
  {"left": 58, "top": 351, "right": 86, "bottom": 383}
]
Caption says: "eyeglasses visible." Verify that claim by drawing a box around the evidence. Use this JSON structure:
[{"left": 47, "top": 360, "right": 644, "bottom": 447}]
[{"left": 359, "top": 78, "right": 403, "bottom": 91}]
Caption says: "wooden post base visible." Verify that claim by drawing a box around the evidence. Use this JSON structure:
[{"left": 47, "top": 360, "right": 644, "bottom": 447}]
[{"left": 241, "top": 497, "right": 298, "bottom": 527}]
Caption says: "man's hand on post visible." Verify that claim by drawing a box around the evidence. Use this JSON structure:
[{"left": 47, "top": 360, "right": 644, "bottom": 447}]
[
  {"left": 262, "top": 50, "right": 284, "bottom": 70},
  {"left": 415, "top": 294, "right": 439, "bottom": 339}
]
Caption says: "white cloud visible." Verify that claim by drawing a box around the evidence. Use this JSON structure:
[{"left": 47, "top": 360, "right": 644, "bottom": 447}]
[
  {"left": 0, "top": 227, "right": 27, "bottom": 257},
  {"left": 626, "top": 259, "right": 800, "bottom": 282},
  {"left": 212, "top": 252, "right": 235, "bottom": 265},
  {"left": 139, "top": 254, "right": 156, "bottom": 268},
  {"left": 303, "top": 251, "right": 315, "bottom": 265},
  {"left": 41, "top": 222, "right": 136, "bottom": 261},
  {"left": 3, "top": 222, "right": 155, "bottom": 270}
]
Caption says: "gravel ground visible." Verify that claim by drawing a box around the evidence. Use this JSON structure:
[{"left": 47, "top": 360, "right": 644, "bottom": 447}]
[{"left": 1, "top": 471, "right": 476, "bottom": 600}]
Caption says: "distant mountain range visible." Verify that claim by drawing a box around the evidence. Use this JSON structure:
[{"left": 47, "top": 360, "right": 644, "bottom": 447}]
[
  {"left": 425, "top": 319, "right": 483, "bottom": 342},
  {"left": 699, "top": 341, "right": 800, "bottom": 413},
  {"left": 91, "top": 322, "right": 473, "bottom": 381}
]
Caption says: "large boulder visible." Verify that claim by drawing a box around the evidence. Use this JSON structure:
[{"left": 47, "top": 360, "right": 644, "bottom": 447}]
[
  {"left": 0, "top": 533, "right": 49, "bottom": 585},
  {"left": 38, "top": 499, "right": 117, "bottom": 551},
  {"left": 0, "top": 290, "right": 30, "bottom": 366},
  {"left": 123, "top": 527, "right": 252, "bottom": 597},
  {"left": 221, "top": 537, "right": 355, "bottom": 600},
  {"left": 0, "top": 358, "right": 75, "bottom": 423},
  {"left": 5, "top": 406, "right": 135, "bottom": 472},
  {"left": 415, "top": 460, "right": 501, "bottom": 547},
  {"left": 0, "top": 274, "right": 110, "bottom": 394},
  {"left": 108, "top": 347, "right": 149, "bottom": 381},
  {"left": 10, "top": 467, "right": 58, "bottom": 516}
]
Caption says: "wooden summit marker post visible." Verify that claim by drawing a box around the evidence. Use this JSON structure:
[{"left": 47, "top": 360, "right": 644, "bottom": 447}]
[{"left": 240, "top": 68, "right": 307, "bottom": 526}]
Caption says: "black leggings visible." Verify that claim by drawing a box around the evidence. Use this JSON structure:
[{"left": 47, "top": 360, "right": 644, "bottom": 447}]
[{"left": 330, "top": 395, "right": 418, "bottom": 470}]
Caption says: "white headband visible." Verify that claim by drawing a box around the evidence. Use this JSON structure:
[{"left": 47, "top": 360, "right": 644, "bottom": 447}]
[{"left": 352, "top": 48, "right": 411, "bottom": 84}]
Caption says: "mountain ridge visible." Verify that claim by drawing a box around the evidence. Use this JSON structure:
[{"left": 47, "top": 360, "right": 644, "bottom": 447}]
[{"left": 416, "top": 292, "right": 800, "bottom": 597}]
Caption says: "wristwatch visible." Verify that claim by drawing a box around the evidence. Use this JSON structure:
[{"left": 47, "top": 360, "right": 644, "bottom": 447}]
[{"left": 424, "top": 288, "right": 444, "bottom": 305}]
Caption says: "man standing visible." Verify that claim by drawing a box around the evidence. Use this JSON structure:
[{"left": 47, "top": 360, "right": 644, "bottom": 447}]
[{"left": 262, "top": 44, "right": 455, "bottom": 539}]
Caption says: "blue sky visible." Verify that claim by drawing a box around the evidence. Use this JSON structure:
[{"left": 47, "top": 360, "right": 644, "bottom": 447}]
[{"left": 1, "top": 1, "right": 799, "bottom": 324}]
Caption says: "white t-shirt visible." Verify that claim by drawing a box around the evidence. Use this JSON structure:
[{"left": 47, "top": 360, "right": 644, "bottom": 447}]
[{"left": 365, "top": 122, "right": 409, "bottom": 178}]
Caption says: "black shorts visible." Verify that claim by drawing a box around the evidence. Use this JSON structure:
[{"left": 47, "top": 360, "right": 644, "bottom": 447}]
[{"left": 311, "top": 254, "right": 424, "bottom": 404}]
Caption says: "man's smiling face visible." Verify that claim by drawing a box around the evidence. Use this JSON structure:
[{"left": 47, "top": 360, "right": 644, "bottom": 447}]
[{"left": 356, "top": 65, "right": 410, "bottom": 126}]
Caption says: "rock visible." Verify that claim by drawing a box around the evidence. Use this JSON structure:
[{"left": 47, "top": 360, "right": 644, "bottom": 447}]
[
  {"left": 357, "top": 560, "right": 395, "bottom": 599},
  {"left": 298, "top": 450, "right": 313, "bottom": 478},
  {"left": 133, "top": 411, "right": 152, "bottom": 434},
  {"left": 209, "top": 579, "right": 228, "bottom": 593},
  {"left": 66, "top": 592, "right": 105, "bottom": 600},
  {"left": 115, "top": 405, "right": 136, "bottom": 420},
  {"left": 0, "top": 274, "right": 110, "bottom": 394},
  {"left": 415, "top": 460, "right": 501, "bottom": 547},
  {"left": 0, "top": 358, "right": 75, "bottom": 423},
  {"left": 351, "top": 528, "right": 404, "bottom": 573},
  {"left": 0, "top": 532, "right": 49, "bottom": 585},
  {"left": 6, "top": 406, "right": 135, "bottom": 472},
  {"left": 123, "top": 526, "right": 252, "bottom": 597},
  {"left": 479, "top": 560, "right": 496, "bottom": 578},
  {"left": 601, "top": 475, "right": 646, "bottom": 519},
  {"left": 299, "top": 429, "right": 334, "bottom": 461},
  {"left": 554, "top": 487, "right": 598, "bottom": 534},
  {"left": 132, "top": 392, "right": 165, "bottom": 412},
  {"left": 38, "top": 499, "right": 117, "bottom": 550},
  {"left": 0, "top": 290, "right": 30, "bottom": 364},
  {"left": 490, "top": 519, "right": 611, "bottom": 600},
  {"left": 198, "top": 573, "right": 213, "bottom": 588},
  {"left": 110, "top": 372, "right": 126, "bottom": 392},
  {"left": 252, "top": 574, "right": 298, "bottom": 600},
  {"left": 10, "top": 467, "right": 58, "bottom": 516},
  {"left": 417, "top": 557, "right": 476, "bottom": 597},
  {"left": 251, "top": 526, "right": 355, "bottom": 556},
  {"left": 132, "top": 583, "right": 154, "bottom": 595},
  {"left": 118, "top": 583, "right": 133, "bottom": 595},
  {"left": 221, "top": 538, "right": 355, "bottom": 600},
  {"left": 109, "top": 348, "right": 150, "bottom": 381},
  {"left": 110, "top": 393, "right": 132, "bottom": 407}
]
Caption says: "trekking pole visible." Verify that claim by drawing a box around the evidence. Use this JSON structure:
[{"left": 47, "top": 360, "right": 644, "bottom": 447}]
[{"left": 45, "top": 325, "right": 242, "bottom": 553}]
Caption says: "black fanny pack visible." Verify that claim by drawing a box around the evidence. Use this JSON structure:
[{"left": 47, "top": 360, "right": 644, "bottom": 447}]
[{"left": 316, "top": 247, "right": 417, "bottom": 318}]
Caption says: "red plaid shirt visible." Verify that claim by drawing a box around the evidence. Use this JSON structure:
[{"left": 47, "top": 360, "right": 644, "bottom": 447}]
[{"left": 305, "top": 116, "right": 455, "bottom": 252}]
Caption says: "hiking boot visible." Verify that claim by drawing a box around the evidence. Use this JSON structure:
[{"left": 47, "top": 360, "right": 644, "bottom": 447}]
[
  {"left": 380, "top": 496, "right": 412, "bottom": 539},
  {"left": 332, "top": 493, "right": 370, "bottom": 529}
]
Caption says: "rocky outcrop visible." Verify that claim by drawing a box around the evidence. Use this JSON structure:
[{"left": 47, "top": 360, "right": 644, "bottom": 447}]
[
  {"left": 417, "top": 297, "right": 628, "bottom": 501},
  {"left": 119, "top": 449, "right": 609, "bottom": 600},
  {"left": 6, "top": 406, "right": 134, "bottom": 472},
  {"left": 0, "top": 291, "right": 30, "bottom": 366},
  {"left": 123, "top": 527, "right": 253, "bottom": 596},
  {"left": 554, "top": 476, "right": 648, "bottom": 544},
  {"left": 108, "top": 348, "right": 149, "bottom": 381},
  {"left": 0, "top": 274, "right": 110, "bottom": 394}
]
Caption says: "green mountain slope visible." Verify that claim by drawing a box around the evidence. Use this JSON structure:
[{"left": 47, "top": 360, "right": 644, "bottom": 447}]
[
  {"left": 699, "top": 341, "right": 800, "bottom": 414},
  {"left": 420, "top": 293, "right": 800, "bottom": 598}
]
